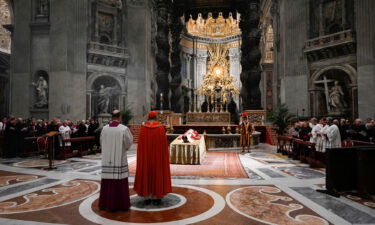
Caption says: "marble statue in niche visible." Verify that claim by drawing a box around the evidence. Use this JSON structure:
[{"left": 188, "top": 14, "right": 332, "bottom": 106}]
[
  {"left": 97, "top": 84, "right": 119, "bottom": 114},
  {"left": 329, "top": 80, "right": 347, "bottom": 113},
  {"left": 32, "top": 76, "right": 48, "bottom": 108}
]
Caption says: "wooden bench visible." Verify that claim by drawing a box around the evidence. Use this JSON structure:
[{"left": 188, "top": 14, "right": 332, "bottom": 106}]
[
  {"left": 22, "top": 137, "right": 40, "bottom": 156},
  {"left": 277, "top": 136, "right": 293, "bottom": 156},
  {"left": 351, "top": 140, "right": 375, "bottom": 147},
  {"left": 61, "top": 136, "right": 96, "bottom": 159},
  {"left": 289, "top": 138, "right": 324, "bottom": 168}
]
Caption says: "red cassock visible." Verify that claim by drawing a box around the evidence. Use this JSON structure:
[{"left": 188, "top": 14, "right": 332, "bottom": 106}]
[{"left": 134, "top": 121, "right": 172, "bottom": 198}]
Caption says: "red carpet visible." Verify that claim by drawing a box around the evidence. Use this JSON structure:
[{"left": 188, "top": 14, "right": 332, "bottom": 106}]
[{"left": 129, "top": 152, "right": 248, "bottom": 178}]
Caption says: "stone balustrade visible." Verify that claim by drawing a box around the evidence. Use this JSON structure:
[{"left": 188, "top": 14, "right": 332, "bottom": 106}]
[
  {"left": 304, "top": 29, "right": 355, "bottom": 52},
  {"left": 304, "top": 29, "right": 356, "bottom": 62},
  {"left": 87, "top": 42, "right": 129, "bottom": 67}
]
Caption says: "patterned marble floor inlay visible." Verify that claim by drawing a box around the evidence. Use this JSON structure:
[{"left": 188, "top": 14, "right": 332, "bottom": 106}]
[
  {"left": 82, "top": 154, "right": 102, "bottom": 160},
  {"left": 12, "top": 159, "right": 67, "bottom": 168},
  {"left": 0, "top": 178, "right": 59, "bottom": 198},
  {"left": 342, "top": 192, "right": 375, "bottom": 209},
  {"left": 0, "top": 171, "right": 43, "bottom": 188},
  {"left": 130, "top": 193, "right": 186, "bottom": 211},
  {"left": 0, "top": 180, "right": 99, "bottom": 214},
  {"left": 244, "top": 167, "right": 264, "bottom": 180},
  {"left": 227, "top": 186, "right": 329, "bottom": 225},
  {"left": 258, "top": 168, "right": 286, "bottom": 178},
  {"left": 0, "top": 175, "right": 40, "bottom": 188},
  {"left": 246, "top": 152, "right": 297, "bottom": 165},
  {"left": 275, "top": 166, "right": 325, "bottom": 179},
  {"left": 291, "top": 187, "right": 375, "bottom": 224},
  {"left": 77, "top": 165, "right": 102, "bottom": 173},
  {"left": 1, "top": 144, "right": 375, "bottom": 225},
  {"left": 54, "top": 161, "right": 98, "bottom": 172},
  {"left": 80, "top": 184, "right": 225, "bottom": 224}
]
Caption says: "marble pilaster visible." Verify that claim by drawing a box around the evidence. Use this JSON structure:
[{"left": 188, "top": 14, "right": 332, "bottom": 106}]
[{"left": 355, "top": 0, "right": 375, "bottom": 119}]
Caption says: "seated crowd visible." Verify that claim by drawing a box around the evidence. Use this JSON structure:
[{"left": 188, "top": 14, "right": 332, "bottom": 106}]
[{"left": 0, "top": 116, "right": 100, "bottom": 158}]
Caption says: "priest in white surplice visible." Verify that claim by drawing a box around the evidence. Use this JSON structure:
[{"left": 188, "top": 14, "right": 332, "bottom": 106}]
[
  {"left": 309, "top": 118, "right": 321, "bottom": 143},
  {"left": 322, "top": 118, "right": 342, "bottom": 150},
  {"left": 99, "top": 110, "right": 133, "bottom": 211},
  {"left": 59, "top": 121, "right": 72, "bottom": 150}
]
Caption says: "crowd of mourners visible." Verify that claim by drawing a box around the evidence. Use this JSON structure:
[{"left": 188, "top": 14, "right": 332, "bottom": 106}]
[
  {"left": 0, "top": 116, "right": 101, "bottom": 158},
  {"left": 288, "top": 117, "right": 375, "bottom": 144}
]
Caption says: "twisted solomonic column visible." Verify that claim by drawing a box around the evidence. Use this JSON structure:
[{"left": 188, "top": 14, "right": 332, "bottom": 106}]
[
  {"left": 155, "top": 0, "right": 171, "bottom": 109},
  {"left": 169, "top": 14, "right": 183, "bottom": 113},
  {"left": 239, "top": 0, "right": 262, "bottom": 110}
]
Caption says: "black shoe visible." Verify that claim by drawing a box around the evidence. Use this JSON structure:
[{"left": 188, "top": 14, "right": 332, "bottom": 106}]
[{"left": 152, "top": 199, "right": 162, "bottom": 206}]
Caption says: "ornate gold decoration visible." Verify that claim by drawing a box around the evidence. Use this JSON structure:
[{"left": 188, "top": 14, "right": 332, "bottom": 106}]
[
  {"left": 180, "top": 38, "right": 241, "bottom": 50},
  {"left": 186, "top": 12, "right": 241, "bottom": 39},
  {"left": 186, "top": 112, "right": 231, "bottom": 125},
  {"left": 244, "top": 110, "right": 266, "bottom": 125},
  {"left": 196, "top": 44, "right": 240, "bottom": 107},
  {"left": 262, "top": 25, "right": 274, "bottom": 63}
]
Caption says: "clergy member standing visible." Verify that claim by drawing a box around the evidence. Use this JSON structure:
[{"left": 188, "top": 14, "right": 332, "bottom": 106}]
[
  {"left": 134, "top": 111, "right": 172, "bottom": 205},
  {"left": 99, "top": 110, "right": 133, "bottom": 211},
  {"left": 323, "top": 118, "right": 342, "bottom": 149}
]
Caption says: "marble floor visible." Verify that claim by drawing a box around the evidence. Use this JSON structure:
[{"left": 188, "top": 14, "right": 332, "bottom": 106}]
[{"left": 0, "top": 144, "right": 374, "bottom": 225}]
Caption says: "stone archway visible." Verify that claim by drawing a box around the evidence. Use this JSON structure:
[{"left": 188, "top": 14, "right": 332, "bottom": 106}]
[
  {"left": 309, "top": 65, "right": 357, "bottom": 118},
  {"left": 86, "top": 73, "right": 126, "bottom": 119}
]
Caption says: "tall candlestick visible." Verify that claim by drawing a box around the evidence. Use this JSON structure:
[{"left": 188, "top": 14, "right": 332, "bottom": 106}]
[
  {"left": 194, "top": 93, "right": 197, "bottom": 112},
  {"left": 160, "top": 93, "right": 163, "bottom": 113},
  {"left": 198, "top": 97, "right": 202, "bottom": 112}
]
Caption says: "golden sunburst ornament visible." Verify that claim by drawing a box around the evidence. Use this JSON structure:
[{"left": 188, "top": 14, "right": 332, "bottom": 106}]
[{"left": 196, "top": 44, "right": 240, "bottom": 107}]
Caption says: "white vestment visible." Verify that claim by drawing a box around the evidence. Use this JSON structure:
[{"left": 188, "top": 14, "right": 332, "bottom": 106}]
[
  {"left": 0, "top": 122, "right": 4, "bottom": 133},
  {"left": 101, "top": 123, "right": 133, "bottom": 180},
  {"left": 59, "top": 126, "right": 71, "bottom": 146},
  {"left": 325, "top": 124, "right": 342, "bottom": 149},
  {"left": 316, "top": 125, "right": 329, "bottom": 152},
  {"left": 310, "top": 124, "right": 322, "bottom": 143}
]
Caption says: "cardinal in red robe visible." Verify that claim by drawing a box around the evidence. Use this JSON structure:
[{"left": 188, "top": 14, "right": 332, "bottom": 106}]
[{"left": 134, "top": 111, "right": 172, "bottom": 205}]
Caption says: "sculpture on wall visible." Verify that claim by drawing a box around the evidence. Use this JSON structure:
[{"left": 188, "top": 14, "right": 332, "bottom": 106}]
[
  {"left": 186, "top": 12, "right": 241, "bottom": 39},
  {"left": 32, "top": 76, "right": 48, "bottom": 108},
  {"left": 329, "top": 81, "right": 348, "bottom": 113},
  {"left": 97, "top": 84, "right": 118, "bottom": 114}
]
